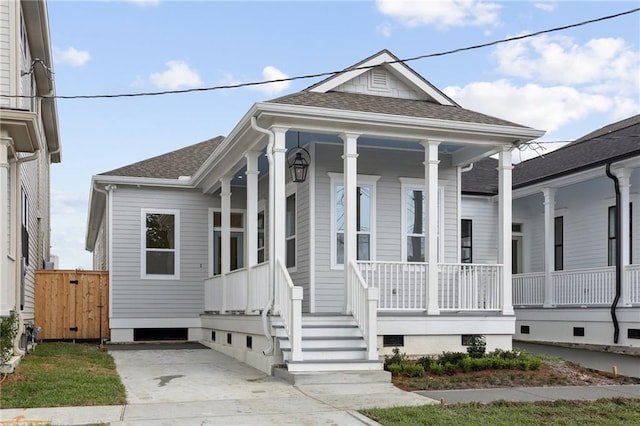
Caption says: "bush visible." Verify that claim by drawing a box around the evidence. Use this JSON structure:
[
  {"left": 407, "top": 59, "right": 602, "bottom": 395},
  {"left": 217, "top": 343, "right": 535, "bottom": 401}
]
[
  {"left": 384, "top": 347, "right": 408, "bottom": 371},
  {"left": 416, "top": 355, "right": 434, "bottom": 370},
  {"left": 466, "top": 335, "right": 486, "bottom": 358},
  {"left": 487, "top": 348, "right": 521, "bottom": 360},
  {"left": 439, "top": 351, "right": 468, "bottom": 366},
  {"left": 403, "top": 363, "right": 425, "bottom": 378},
  {"left": 1, "top": 311, "right": 18, "bottom": 366},
  {"left": 387, "top": 363, "right": 403, "bottom": 376},
  {"left": 429, "top": 363, "right": 445, "bottom": 375},
  {"left": 443, "top": 362, "right": 458, "bottom": 376}
]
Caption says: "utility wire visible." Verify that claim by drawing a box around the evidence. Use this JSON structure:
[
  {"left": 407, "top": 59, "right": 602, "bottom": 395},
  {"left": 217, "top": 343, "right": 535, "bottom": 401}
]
[{"left": 2, "top": 7, "right": 638, "bottom": 100}]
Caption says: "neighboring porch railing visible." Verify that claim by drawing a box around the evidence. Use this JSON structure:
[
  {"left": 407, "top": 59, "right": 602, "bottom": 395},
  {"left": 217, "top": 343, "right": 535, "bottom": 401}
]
[
  {"left": 513, "top": 272, "right": 545, "bottom": 306},
  {"left": 357, "top": 261, "right": 502, "bottom": 311},
  {"left": 626, "top": 264, "right": 640, "bottom": 305},
  {"left": 275, "top": 258, "right": 303, "bottom": 362},
  {"left": 203, "top": 263, "right": 269, "bottom": 313},
  {"left": 553, "top": 267, "right": 615, "bottom": 305},
  {"left": 348, "top": 260, "right": 378, "bottom": 360}
]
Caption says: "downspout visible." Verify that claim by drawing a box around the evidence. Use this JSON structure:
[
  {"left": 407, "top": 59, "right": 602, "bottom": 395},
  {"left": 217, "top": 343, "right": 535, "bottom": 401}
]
[
  {"left": 605, "top": 163, "right": 621, "bottom": 344},
  {"left": 92, "top": 184, "right": 110, "bottom": 269},
  {"left": 250, "top": 116, "right": 275, "bottom": 356},
  {"left": 13, "top": 149, "right": 40, "bottom": 357}
]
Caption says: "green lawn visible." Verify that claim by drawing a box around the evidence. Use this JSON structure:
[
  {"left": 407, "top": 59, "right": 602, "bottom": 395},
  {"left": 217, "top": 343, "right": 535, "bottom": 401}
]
[
  {"left": 361, "top": 398, "right": 640, "bottom": 426},
  {"left": 0, "top": 343, "right": 126, "bottom": 408}
]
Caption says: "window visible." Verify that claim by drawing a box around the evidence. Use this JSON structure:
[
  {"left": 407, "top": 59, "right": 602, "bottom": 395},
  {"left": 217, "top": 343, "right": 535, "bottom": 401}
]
[
  {"left": 461, "top": 219, "right": 472, "bottom": 264},
  {"left": 554, "top": 216, "right": 563, "bottom": 271},
  {"left": 608, "top": 204, "right": 633, "bottom": 266},
  {"left": 21, "top": 189, "right": 29, "bottom": 265},
  {"left": 257, "top": 209, "right": 265, "bottom": 264},
  {"left": 286, "top": 193, "right": 296, "bottom": 268},
  {"left": 405, "top": 189, "right": 425, "bottom": 262},
  {"left": 383, "top": 335, "right": 404, "bottom": 347},
  {"left": 142, "top": 210, "right": 179, "bottom": 278},
  {"left": 211, "top": 210, "right": 244, "bottom": 275}
]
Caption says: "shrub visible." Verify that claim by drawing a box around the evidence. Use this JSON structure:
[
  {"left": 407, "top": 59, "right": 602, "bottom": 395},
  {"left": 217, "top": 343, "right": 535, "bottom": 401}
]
[
  {"left": 443, "top": 362, "right": 458, "bottom": 376},
  {"left": 403, "top": 363, "right": 425, "bottom": 377},
  {"left": 387, "top": 363, "right": 403, "bottom": 376},
  {"left": 416, "top": 355, "right": 434, "bottom": 370},
  {"left": 439, "top": 351, "right": 468, "bottom": 366},
  {"left": 384, "top": 347, "right": 408, "bottom": 371},
  {"left": 459, "top": 356, "right": 473, "bottom": 372},
  {"left": 487, "top": 348, "right": 521, "bottom": 360},
  {"left": 429, "top": 363, "right": 445, "bottom": 375},
  {"left": 466, "top": 335, "right": 486, "bottom": 358},
  {"left": 1, "top": 311, "right": 18, "bottom": 366}
]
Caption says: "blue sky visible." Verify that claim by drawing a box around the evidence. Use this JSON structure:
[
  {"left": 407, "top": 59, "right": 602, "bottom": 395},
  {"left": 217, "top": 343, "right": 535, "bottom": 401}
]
[{"left": 47, "top": 0, "right": 640, "bottom": 268}]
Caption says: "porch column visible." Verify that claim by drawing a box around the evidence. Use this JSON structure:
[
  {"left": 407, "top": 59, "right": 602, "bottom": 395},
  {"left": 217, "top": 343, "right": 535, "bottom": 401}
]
[
  {"left": 617, "top": 168, "right": 631, "bottom": 306},
  {"left": 272, "top": 127, "right": 287, "bottom": 313},
  {"left": 421, "top": 140, "right": 440, "bottom": 315},
  {"left": 245, "top": 151, "right": 260, "bottom": 313},
  {"left": 543, "top": 187, "right": 556, "bottom": 308},
  {"left": 498, "top": 147, "right": 514, "bottom": 315},
  {"left": 0, "top": 137, "right": 10, "bottom": 315},
  {"left": 341, "top": 132, "right": 359, "bottom": 314},
  {"left": 220, "top": 177, "right": 231, "bottom": 314}
]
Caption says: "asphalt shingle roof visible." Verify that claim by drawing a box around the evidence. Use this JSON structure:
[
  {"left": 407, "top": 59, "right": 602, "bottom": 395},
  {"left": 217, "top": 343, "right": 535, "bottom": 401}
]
[
  {"left": 267, "top": 91, "right": 528, "bottom": 128},
  {"left": 100, "top": 136, "right": 224, "bottom": 179},
  {"left": 513, "top": 115, "right": 640, "bottom": 188},
  {"left": 461, "top": 158, "right": 498, "bottom": 195}
]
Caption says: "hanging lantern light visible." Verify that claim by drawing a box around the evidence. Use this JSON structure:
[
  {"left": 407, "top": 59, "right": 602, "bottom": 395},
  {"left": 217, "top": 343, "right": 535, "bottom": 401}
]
[{"left": 288, "top": 132, "right": 310, "bottom": 183}]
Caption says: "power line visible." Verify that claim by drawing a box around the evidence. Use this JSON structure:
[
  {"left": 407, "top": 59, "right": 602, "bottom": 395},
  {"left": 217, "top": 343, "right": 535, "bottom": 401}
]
[{"left": 2, "top": 7, "right": 638, "bottom": 100}]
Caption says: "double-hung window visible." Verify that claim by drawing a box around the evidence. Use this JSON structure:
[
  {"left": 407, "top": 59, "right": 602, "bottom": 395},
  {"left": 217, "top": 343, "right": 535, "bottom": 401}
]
[
  {"left": 257, "top": 208, "right": 265, "bottom": 264},
  {"left": 330, "top": 173, "right": 378, "bottom": 268},
  {"left": 142, "top": 209, "right": 179, "bottom": 279},
  {"left": 21, "top": 189, "right": 29, "bottom": 265},
  {"left": 211, "top": 209, "right": 245, "bottom": 275},
  {"left": 400, "top": 178, "right": 442, "bottom": 263},
  {"left": 555, "top": 216, "right": 563, "bottom": 270},
  {"left": 286, "top": 192, "right": 296, "bottom": 268},
  {"left": 461, "top": 219, "right": 472, "bottom": 264},
  {"left": 608, "top": 204, "right": 633, "bottom": 266}
]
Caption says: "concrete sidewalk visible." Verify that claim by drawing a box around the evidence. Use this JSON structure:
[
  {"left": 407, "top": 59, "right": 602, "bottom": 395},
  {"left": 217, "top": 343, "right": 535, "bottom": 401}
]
[{"left": 1, "top": 346, "right": 432, "bottom": 425}]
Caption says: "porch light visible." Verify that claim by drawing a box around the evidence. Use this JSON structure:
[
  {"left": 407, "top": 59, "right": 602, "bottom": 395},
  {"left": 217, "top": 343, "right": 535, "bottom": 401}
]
[{"left": 288, "top": 132, "right": 310, "bottom": 183}]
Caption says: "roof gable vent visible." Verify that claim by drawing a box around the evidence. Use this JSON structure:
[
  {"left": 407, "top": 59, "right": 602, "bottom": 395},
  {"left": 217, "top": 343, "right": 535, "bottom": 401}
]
[{"left": 369, "top": 68, "right": 389, "bottom": 91}]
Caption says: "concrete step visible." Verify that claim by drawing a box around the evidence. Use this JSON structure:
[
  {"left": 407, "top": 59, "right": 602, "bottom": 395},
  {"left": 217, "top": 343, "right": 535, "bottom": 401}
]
[
  {"left": 282, "top": 347, "right": 367, "bottom": 361},
  {"left": 278, "top": 336, "right": 366, "bottom": 350},
  {"left": 284, "top": 359, "right": 385, "bottom": 373},
  {"left": 273, "top": 324, "right": 361, "bottom": 338},
  {"left": 273, "top": 366, "right": 390, "bottom": 385}
]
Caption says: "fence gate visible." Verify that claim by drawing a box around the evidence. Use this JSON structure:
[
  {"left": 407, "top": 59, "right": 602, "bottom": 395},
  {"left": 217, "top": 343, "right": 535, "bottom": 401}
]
[{"left": 35, "top": 270, "right": 109, "bottom": 340}]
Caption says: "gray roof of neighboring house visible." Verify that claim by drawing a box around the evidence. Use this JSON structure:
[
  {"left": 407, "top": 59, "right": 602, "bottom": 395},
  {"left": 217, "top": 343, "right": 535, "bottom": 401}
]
[
  {"left": 461, "top": 158, "right": 498, "bottom": 195},
  {"left": 267, "top": 91, "right": 527, "bottom": 128},
  {"left": 99, "top": 136, "right": 224, "bottom": 179},
  {"left": 513, "top": 114, "right": 640, "bottom": 189}
]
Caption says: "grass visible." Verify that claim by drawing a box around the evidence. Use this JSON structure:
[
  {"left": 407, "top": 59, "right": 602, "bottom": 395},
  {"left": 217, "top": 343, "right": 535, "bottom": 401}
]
[
  {"left": 0, "top": 342, "right": 126, "bottom": 408},
  {"left": 361, "top": 398, "right": 640, "bottom": 426}
]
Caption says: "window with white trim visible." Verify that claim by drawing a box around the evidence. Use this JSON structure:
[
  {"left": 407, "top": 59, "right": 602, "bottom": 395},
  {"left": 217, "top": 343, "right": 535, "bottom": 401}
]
[
  {"left": 211, "top": 210, "right": 245, "bottom": 275},
  {"left": 142, "top": 209, "right": 179, "bottom": 278},
  {"left": 21, "top": 188, "right": 29, "bottom": 265},
  {"left": 400, "top": 178, "right": 443, "bottom": 263},
  {"left": 286, "top": 192, "right": 296, "bottom": 268},
  {"left": 330, "top": 173, "right": 378, "bottom": 267},
  {"left": 461, "top": 219, "right": 472, "bottom": 264},
  {"left": 257, "top": 208, "right": 265, "bottom": 264}
]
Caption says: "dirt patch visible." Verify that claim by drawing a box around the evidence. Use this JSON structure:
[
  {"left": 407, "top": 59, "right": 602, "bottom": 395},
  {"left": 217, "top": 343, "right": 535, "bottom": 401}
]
[{"left": 392, "top": 361, "right": 640, "bottom": 392}]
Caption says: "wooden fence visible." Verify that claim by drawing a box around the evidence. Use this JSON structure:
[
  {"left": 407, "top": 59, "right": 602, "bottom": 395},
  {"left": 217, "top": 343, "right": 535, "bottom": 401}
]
[{"left": 35, "top": 270, "right": 109, "bottom": 340}]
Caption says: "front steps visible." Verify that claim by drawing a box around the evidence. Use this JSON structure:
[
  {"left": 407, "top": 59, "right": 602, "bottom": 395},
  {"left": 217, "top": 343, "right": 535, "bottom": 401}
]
[{"left": 272, "top": 315, "right": 385, "bottom": 375}]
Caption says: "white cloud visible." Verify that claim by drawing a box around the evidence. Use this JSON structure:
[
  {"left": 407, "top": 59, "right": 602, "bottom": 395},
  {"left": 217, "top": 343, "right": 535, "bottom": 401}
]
[
  {"left": 533, "top": 2, "right": 556, "bottom": 12},
  {"left": 55, "top": 47, "right": 91, "bottom": 66},
  {"left": 494, "top": 35, "right": 640, "bottom": 93},
  {"left": 444, "top": 79, "right": 617, "bottom": 133},
  {"left": 149, "top": 60, "right": 202, "bottom": 89},
  {"left": 376, "top": 0, "right": 501, "bottom": 29},
  {"left": 50, "top": 191, "right": 92, "bottom": 269},
  {"left": 127, "top": 0, "right": 160, "bottom": 6},
  {"left": 223, "top": 66, "right": 290, "bottom": 96},
  {"left": 377, "top": 23, "right": 392, "bottom": 37}
]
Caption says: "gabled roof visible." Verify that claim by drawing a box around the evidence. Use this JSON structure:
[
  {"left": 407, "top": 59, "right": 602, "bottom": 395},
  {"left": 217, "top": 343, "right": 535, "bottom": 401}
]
[
  {"left": 99, "top": 136, "right": 224, "bottom": 179},
  {"left": 461, "top": 158, "right": 498, "bottom": 195},
  {"left": 513, "top": 114, "right": 640, "bottom": 188},
  {"left": 267, "top": 91, "right": 526, "bottom": 128}
]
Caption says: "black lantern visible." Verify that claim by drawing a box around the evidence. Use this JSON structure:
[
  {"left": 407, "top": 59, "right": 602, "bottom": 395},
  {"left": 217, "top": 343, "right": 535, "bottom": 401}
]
[{"left": 288, "top": 132, "right": 310, "bottom": 183}]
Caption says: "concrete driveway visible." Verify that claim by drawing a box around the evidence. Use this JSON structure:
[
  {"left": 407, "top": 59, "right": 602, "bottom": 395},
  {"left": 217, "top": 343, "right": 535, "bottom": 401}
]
[{"left": 106, "top": 344, "right": 433, "bottom": 425}]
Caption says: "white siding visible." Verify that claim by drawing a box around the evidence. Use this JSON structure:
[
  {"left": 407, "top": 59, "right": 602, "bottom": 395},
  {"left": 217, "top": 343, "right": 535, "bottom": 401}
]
[
  {"left": 313, "top": 143, "right": 459, "bottom": 312},
  {"left": 0, "top": 0, "right": 12, "bottom": 107},
  {"left": 461, "top": 196, "right": 498, "bottom": 264}
]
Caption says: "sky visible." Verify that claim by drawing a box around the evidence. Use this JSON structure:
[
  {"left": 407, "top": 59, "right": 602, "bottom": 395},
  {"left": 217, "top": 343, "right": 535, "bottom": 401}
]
[{"left": 46, "top": 0, "right": 640, "bottom": 269}]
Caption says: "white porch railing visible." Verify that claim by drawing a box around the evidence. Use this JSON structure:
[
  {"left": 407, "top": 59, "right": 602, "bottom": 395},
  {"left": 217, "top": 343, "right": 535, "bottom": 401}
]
[
  {"left": 204, "top": 263, "right": 269, "bottom": 313},
  {"left": 275, "top": 258, "right": 303, "bottom": 362},
  {"left": 439, "top": 264, "right": 502, "bottom": 311},
  {"left": 358, "top": 261, "right": 427, "bottom": 310},
  {"left": 626, "top": 264, "right": 640, "bottom": 305},
  {"left": 357, "top": 261, "right": 502, "bottom": 311},
  {"left": 349, "top": 260, "right": 378, "bottom": 360},
  {"left": 512, "top": 272, "right": 545, "bottom": 306},
  {"left": 553, "top": 267, "right": 615, "bottom": 305}
]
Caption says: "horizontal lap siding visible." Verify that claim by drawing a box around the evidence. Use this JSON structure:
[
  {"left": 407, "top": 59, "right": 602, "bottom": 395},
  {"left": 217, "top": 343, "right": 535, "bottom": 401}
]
[
  {"left": 111, "top": 186, "right": 215, "bottom": 318},
  {"left": 0, "top": 0, "right": 11, "bottom": 107},
  {"left": 314, "top": 144, "right": 459, "bottom": 312},
  {"left": 461, "top": 196, "right": 497, "bottom": 264}
]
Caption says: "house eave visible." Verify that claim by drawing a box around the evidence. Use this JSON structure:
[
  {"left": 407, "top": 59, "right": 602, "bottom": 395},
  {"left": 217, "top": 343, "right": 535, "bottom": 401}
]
[{"left": 0, "top": 109, "right": 39, "bottom": 153}]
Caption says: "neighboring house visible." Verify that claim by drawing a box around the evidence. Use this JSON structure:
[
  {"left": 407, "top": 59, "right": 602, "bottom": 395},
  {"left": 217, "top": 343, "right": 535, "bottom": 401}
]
[
  {"left": 511, "top": 115, "right": 640, "bottom": 349},
  {"left": 0, "top": 0, "right": 61, "bottom": 355},
  {"left": 86, "top": 50, "right": 543, "bottom": 374}
]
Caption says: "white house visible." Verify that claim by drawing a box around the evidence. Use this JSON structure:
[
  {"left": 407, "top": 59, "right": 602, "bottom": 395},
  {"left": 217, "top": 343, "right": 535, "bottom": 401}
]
[
  {"left": 86, "top": 50, "right": 544, "bottom": 375},
  {"left": 0, "top": 0, "right": 61, "bottom": 358},
  {"left": 511, "top": 115, "right": 640, "bottom": 349}
]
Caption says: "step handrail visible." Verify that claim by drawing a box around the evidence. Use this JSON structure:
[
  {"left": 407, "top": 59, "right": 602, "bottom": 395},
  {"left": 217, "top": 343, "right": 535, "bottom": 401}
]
[
  {"left": 349, "top": 260, "right": 379, "bottom": 360},
  {"left": 275, "top": 258, "right": 303, "bottom": 361}
]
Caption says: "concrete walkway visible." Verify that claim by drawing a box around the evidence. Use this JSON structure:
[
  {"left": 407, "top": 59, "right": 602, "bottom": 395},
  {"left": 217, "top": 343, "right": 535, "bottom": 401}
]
[{"left": 0, "top": 346, "right": 432, "bottom": 425}]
